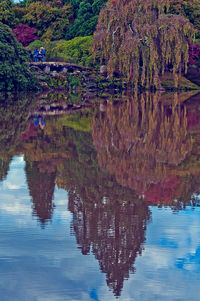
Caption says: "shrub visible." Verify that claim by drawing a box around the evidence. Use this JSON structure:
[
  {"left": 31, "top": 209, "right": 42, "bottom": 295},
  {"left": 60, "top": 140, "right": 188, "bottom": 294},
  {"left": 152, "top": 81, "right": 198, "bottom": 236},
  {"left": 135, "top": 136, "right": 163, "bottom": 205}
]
[
  {"left": 28, "top": 39, "right": 45, "bottom": 52},
  {"left": 12, "top": 23, "right": 38, "bottom": 46},
  {"left": 50, "top": 36, "right": 93, "bottom": 66},
  {"left": 0, "top": 22, "right": 36, "bottom": 91},
  {"left": 189, "top": 43, "right": 200, "bottom": 64}
]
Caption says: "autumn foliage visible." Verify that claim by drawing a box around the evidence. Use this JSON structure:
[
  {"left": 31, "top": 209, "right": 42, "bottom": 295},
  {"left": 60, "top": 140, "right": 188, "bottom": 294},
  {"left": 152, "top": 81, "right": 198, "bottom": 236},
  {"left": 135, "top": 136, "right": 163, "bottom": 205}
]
[
  {"left": 12, "top": 23, "right": 38, "bottom": 46},
  {"left": 92, "top": 0, "right": 195, "bottom": 89},
  {"left": 188, "top": 43, "right": 200, "bottom": 65}
]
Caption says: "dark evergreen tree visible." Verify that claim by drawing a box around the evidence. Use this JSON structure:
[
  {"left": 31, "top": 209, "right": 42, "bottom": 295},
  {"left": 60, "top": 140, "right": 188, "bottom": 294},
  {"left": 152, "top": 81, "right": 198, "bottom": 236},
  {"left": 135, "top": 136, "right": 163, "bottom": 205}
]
[{"left": 66, "top": 0, "right": 107, "bottom": 40}]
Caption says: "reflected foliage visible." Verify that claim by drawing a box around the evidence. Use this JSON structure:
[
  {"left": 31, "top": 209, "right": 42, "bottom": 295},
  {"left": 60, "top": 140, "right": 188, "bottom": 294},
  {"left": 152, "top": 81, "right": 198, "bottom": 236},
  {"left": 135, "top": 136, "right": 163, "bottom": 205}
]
[
  {"left": 1, "top": 91, "right": 200, "bottom": 296},
  {"left": 91, "top": 92, "right": 200, "bottom": 206},
  {"left": 25, "top": 160, "right": 56, "bottom": 226},
  {"left": 0, "top": 157, "right": 12, "bottom": 182},
  {"left": 69, "top": 195, "right": 150, "bottom": 296},
  {"left": 0, "top": 94, "right": 35, "bottom": 155}
]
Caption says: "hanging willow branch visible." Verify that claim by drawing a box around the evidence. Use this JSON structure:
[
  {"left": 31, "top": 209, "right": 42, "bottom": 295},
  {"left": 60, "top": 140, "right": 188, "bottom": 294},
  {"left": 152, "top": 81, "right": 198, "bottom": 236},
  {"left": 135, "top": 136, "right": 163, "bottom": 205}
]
[{"left": 92, "top": 0, "right": 195, "bottom": 89}]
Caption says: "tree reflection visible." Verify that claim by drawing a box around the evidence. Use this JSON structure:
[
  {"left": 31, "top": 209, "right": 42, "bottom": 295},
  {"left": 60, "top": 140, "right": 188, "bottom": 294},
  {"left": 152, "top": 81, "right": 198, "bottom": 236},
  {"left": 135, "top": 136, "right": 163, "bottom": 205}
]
[
  {"left": 53, "top": 126, "right": 151, "bottom": 297},
  {"left": 91, "top": 92, "right": 200, "bottom": 206},
  {"left": 1, "top": 91, "right": 200, "bottom": 296},
  {"left": 69, "top": 194, "right": 150, "bottom": 296},
  {"left": 0, "top": 157, "right": 12, "bottom": 182},
  {"left": 25, "top": 160, "right": 56, "bottom": 226},
  {"left": 0, "top": 96, "right": 34, "bottom": 157}
]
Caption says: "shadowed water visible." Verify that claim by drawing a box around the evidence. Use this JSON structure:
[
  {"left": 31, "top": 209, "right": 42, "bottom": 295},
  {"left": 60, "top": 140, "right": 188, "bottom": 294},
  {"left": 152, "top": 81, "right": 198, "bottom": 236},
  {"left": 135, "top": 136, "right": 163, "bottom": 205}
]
[{"left": 0, "top": 91, "right": 200, "bottom": 300}]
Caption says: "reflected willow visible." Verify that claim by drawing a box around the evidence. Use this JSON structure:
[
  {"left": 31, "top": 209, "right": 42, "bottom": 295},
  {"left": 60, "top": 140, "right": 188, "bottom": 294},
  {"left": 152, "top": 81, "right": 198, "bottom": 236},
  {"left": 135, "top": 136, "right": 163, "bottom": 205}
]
[{"left": 91, "top": 92, "right": 194, "bottom": 203}]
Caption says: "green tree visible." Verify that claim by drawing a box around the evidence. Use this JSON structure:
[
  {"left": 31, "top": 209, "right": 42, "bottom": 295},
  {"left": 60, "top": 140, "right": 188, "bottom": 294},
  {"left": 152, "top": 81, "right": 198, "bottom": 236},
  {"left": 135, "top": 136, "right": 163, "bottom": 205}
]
[
  {"left": 66, "top": 0, "right": 107, "bottom": 40},
  {"left": 92, "top": 0, "right": 195, "bottom": 89},
  {"left": 0, "top": 22, "right": 36, "bottom": 91},
  {"left": 23, "top": 2, "right": 72, "bottom": 41},
  {"left": 0, "top": 0, "right": 16, "bottom": 27},
  {"left": 170, "top": 0, "right": 200, "bottom": 36},
  {"left": 13, "top": 5, "right": 28, "bottom": 24}
]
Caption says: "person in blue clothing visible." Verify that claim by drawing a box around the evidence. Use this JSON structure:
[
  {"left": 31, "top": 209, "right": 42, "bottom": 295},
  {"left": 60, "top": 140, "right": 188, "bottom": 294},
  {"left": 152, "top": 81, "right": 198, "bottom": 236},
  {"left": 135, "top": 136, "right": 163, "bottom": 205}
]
[
  {"left": 40, "top": 47, "right": 46, "bottom": 62},
  {"left": 33, "top": 48, "right": 39, "bottom": 62},
  {"left": 33, "top": 115, "right": 46, "bottom": 129},
  {"left": 27, "top": 48, "right": 33, "bottom": 61}
]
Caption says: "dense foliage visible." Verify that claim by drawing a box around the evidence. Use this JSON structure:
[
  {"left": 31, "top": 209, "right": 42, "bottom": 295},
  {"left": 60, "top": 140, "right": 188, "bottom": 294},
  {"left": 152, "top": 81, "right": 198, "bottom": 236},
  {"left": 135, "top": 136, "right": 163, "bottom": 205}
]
[
  {"left": 0, "top": 22, "right": 36, "bottom": 91},
  {"left": 22, "top": 2, "right": 72, "bottom": 41},
  {"left": 0, "top": 0, "right": 15, "bottom": 27},
  {"left": 92, "top": 0, "right": 195, "bottom": 89},
  {"left": 0, "top": 0, "right": 199, "bottom": 90},
  {"left": 187, "top": 43, "right": 200, "bottom": 86},
  {"left": 27, "top": 39, "right": 44, "bottom": 51},
  {"left": 12, "top": 23, "right": 38, "bottom": 46},
  {"left": 170, "top": 0, "right": 200, "bottom": 36},
  {"left": 91, "top": 92, "right": 200, "bottom": 205},
  {"left": 49, "top": 36, "right": 93, "bottom": 65},
  {"left": 66, "top": 0, "right": 107, "bottom": 40},
  {"left": 189, "top": 43, "right": 200, "bottom": 65}
]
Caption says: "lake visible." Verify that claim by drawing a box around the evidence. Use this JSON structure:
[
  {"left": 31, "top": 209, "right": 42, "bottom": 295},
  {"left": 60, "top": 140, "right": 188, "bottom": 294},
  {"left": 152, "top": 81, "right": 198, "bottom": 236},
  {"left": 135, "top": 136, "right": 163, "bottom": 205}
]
[{"left": 0, "top": 91, "right": 200, "bottom": 301}]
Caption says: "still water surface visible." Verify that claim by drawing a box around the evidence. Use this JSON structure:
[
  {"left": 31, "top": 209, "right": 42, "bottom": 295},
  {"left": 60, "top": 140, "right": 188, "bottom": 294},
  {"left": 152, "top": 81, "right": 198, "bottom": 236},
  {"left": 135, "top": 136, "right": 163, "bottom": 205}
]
[{"left": 0, "top": 92, "right": 200, "bottom": 300}]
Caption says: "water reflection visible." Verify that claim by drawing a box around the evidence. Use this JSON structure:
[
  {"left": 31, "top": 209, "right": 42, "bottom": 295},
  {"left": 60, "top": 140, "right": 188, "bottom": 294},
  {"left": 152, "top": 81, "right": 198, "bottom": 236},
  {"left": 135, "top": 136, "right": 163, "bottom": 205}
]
[
  {"left": 69, "top": 195, "right": 150, "bottom": 296},
  {"left": 25, "top": 160, "right": 56, "bottom": 226},
  {"left": 92, "top": 92, "right": 200, "bottom": 207},
  {"left": 0, "top": 91, "right": 200, "bottom": 299}
]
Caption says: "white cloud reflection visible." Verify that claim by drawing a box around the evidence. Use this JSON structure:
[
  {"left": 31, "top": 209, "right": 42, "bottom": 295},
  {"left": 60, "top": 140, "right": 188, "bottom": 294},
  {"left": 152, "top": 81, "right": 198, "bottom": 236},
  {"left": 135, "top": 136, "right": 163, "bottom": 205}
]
[{"left": 0, "top": 157, "right": 200, "bottom": 300}]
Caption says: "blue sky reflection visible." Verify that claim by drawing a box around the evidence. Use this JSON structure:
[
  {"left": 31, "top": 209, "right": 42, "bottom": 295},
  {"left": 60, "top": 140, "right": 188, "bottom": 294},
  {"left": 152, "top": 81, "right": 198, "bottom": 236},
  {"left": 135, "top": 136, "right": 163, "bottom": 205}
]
[{"left": 0, "top": 157, "right": 200, "bottom": 301}]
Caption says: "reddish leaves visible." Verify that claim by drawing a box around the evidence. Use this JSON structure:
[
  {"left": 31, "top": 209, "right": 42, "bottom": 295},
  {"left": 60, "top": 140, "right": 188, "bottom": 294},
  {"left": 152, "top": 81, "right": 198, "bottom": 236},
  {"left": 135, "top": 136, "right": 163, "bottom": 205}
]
[
  {"left": 12, "top": 24, "right": 39, "bottom": 47},
  {"left": 188, "top": 43, "right": 200, "bottom": 65}
]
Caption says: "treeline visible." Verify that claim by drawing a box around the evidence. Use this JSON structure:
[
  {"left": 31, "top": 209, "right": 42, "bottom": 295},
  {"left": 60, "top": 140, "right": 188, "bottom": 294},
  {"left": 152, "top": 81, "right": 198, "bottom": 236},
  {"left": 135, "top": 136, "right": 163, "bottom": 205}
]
[
  {"left": 1, "top": 0, "right": 199, "bottom": 42},
  {"left": 0, "top": 0, "right": 107, "bottom": 42},
  {"left": 1, "top": 0, "right": 199, "bottom": 70},
  {"left": 0, "top": 0, "right": 200, "bottom": 91}
]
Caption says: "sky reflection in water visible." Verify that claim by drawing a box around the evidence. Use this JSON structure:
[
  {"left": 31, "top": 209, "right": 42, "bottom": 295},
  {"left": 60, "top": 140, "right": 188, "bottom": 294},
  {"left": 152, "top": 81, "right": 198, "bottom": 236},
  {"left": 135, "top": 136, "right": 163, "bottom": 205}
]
[{"left": 0, "top": 92, "right": 200, "bottom": 300}]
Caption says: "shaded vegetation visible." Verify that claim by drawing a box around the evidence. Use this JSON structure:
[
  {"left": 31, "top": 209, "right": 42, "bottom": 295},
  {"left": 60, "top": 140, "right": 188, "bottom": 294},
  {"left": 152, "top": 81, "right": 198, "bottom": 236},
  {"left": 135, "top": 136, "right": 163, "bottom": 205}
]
[
  {"left": 66, "top": 0, "right": 107, "bottom": 40},
  {"left": 0, "top": 22, "right": 36, "bottom": 91}
]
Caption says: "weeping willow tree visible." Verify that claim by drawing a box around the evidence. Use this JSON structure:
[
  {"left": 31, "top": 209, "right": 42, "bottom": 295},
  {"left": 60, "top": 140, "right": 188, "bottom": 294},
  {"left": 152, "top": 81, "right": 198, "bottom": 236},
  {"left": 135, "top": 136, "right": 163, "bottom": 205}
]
[{"left": 92, "top": 0, "right": 195, "bottom": 89}]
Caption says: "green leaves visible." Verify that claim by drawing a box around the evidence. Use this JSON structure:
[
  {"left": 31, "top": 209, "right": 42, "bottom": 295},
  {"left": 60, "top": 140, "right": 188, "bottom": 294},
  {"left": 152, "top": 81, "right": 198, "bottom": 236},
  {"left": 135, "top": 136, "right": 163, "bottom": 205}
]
[
  {"left": 0, "top": 22, "right": 36, "bottom": 91},
  {"left": 0, "top": 0, "right": 15, "bottom": 27},
  {"left": 23, "top": 2, "right": 72, "bottom": 41},
  {"left": 170, "top": 0, "right": 200, "bottom": 37},
  {"left": 51, "top": 36, "right": 93, "bottom": 66},
  {"left": 66, "top": 0, "right": 107, "bottom": 40}
]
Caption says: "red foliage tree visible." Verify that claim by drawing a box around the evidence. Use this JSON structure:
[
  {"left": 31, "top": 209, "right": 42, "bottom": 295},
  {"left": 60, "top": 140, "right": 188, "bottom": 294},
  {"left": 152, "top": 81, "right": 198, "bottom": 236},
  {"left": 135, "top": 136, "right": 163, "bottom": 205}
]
[
  {"left": 144, "top": 177, "right": 181, "bottom": 204},
  {"left": 186, "top": 43, "right": 200, "bottom": 85},
  {"left": 12, "top": 24, "right": 39, "bottom": 47},
  {"left": 188, "top": 43, "right": 200, "bottom": 65}
]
